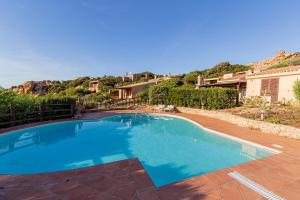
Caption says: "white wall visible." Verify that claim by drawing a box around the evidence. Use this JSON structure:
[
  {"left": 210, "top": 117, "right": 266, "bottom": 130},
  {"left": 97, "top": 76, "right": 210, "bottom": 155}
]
[
  {"left": 246, "top": 75, "right": 300, "bottom": 102},
  {"left": 246, "top": 79, "right": 261, "bottom": 97},
  {"left": 278, "top": 75, "right": 300, "bottom": 102}
]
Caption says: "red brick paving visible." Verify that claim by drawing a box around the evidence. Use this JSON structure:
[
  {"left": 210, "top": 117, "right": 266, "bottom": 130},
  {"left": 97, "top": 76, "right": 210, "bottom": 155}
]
[{"left": 1, "top": 109, "right": 300, "bottom": 199}]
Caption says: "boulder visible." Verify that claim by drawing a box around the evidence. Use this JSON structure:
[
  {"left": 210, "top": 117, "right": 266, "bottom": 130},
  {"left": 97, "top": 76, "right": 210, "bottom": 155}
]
[{"left": 11, "top": 80, "right": 53, "bottom": 96}]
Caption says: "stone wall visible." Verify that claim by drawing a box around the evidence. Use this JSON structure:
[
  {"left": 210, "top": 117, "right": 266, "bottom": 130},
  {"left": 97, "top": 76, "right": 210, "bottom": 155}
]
[{"left": 176, "top": 107, "right": 300, "bottom": 139}]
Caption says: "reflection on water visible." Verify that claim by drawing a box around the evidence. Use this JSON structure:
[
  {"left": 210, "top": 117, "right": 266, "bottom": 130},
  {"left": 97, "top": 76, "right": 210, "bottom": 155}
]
[
  {"left": 0, "top": 121, "right": 83, "bottom": 156},
  {"left": 0, "top": 114, "right": 275, "bottom": 187},
  {"left": 104, "top": 114, "right": 174, "bottom": 127}
]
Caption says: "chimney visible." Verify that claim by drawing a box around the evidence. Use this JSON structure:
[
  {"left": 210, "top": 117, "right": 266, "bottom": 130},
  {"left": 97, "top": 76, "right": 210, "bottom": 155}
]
[{"left": 197, "top": 75, "right": 204, "bottom": 86}]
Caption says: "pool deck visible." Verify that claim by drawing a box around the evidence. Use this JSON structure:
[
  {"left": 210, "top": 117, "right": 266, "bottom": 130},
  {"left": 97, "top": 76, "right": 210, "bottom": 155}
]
[{"left": 1, "top": 110, "right": 300, "bottom": 199}]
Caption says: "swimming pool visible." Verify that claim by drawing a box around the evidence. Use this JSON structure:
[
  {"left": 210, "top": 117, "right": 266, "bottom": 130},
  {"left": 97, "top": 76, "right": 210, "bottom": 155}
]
[{"left": 0, "top": 114, "right": 277, "bottom": 187}]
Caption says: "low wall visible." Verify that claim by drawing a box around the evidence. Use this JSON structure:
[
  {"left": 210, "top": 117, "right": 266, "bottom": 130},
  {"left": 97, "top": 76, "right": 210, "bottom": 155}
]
[{"left": 176, "top": 107, "right": 300, "bottom": 139}]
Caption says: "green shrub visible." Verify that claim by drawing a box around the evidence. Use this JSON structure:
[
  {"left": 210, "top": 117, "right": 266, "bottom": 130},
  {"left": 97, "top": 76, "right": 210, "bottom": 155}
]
[
  {"left": 293, "top": 80, "right": 300, "bottom": 101},
  {"left": 149, "top": 87, "right": 238, "bottom": 109},
  {"left": 136, "top": 87, "right": 150, "bottom": 102},
  {"left": 183, "top": 71, "right": 201, "bottom": 85},
  {"left": 149, "top": 85, "right": 170, "bottom": 104},
  {"left": 202, "top": 62, "right": 251, "bottom": 79},
  {"left": 62, "top": 87, "right": 88, "bottom": 97},
  {"left": 160, "top": 78, "right": 183, "bottom": 88},
  {"left": 0, "top": 89, "right": 16, "bottom": 105},
  {"left": 38, "top": 95, "right": 76, "bottom": 104},
  {"left": 148, "top": 78, "right": 183, "bottom": 104},
  {"left": 68, "top": 77, "right": 90, "bottom": 88},
  {"left": 290, "top": 58, "right": 300, "bottom": 66},
  {"left": 269, "top": 58, "right": 300, "bottom": 69},
  {"left": 269, "top": 61, "right": 289, "bottom": 69},
  {"left": 243, "top": 96, "right": 264, "bottom": 107},
  {"left": 266, "top": 115, "right": 280, "bottom": 124},
  {"left": 85, "top": 92, "right": 109, "bottom": 102},
  {"left": 0, "top": 89, "right": 76, "bottom": 114}
]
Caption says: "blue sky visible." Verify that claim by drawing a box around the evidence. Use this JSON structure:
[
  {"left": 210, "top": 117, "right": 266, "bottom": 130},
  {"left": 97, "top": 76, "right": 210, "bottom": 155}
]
[{"left": 0, "top": 0, "right": 299, "bottom": 88}]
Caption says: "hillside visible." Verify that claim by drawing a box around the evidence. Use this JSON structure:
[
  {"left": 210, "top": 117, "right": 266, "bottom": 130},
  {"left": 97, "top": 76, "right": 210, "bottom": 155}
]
[
  {"left": 10, "top": 72, "right": 156, "bottom": 97},
  {"left": 250, "top": 51, "right": 300, "bottom": 70},
  {"left": 8, "top": 51, "right": 300, "bottom": 96}
]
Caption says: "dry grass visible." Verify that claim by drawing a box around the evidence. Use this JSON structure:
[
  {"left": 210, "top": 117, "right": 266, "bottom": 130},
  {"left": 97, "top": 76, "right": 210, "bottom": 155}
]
[{"left": 225, "top": 104, "right": 300, "bottom": 127}]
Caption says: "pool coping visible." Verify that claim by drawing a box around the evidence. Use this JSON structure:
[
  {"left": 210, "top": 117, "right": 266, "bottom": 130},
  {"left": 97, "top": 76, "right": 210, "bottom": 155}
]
[
  {"left": 1, "top": 109, "right": 300, "bottom": 199},
  {"left": 150, "top": 113, "right": 281, "bottom": 154},
  {"left": 0, "top": 111, "right": 281, "bottom": 186},
  {"left": 0, "top": 112, "right": 281, "bottom": 155}
]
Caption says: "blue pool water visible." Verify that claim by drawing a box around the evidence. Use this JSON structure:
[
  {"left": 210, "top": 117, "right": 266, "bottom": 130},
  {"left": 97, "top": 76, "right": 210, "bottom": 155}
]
[{"left": 0, "top": 114, "right": 275, "bottom": 187}]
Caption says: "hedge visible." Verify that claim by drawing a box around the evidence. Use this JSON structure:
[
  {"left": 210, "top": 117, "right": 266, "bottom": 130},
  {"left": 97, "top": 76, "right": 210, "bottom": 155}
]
[
  {"left": 149, "top": 86, "right": 238, "bottom": 109},
  {"left": 0, "top": 89, "right": 76, "bottom": 114}
]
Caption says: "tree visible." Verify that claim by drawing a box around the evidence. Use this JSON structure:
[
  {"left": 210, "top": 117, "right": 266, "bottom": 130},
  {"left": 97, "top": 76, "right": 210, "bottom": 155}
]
[
  {"left": 203, "top": 62, "right": 251, "bottom": 79},
  {"left": 183, "top": 71, "right": 202, "bottom": 85},
  {"left": 68, "top": 77, "right": 90, "bottom": 88},
  {"left": 160, "top": 78, "right": 183, "bottom": 88},
  {"left": 87, "top": 92, "right": 109, "bottom": 102},
  {"left": 148, "top": 78, "right": 183, "bottom": 104},
  {"left": 0, "top": 88, "right": 16, "bottom": 105},
  {"left": 293, "top": 80, "right": 300, "bottom": 101},
  {"left": 62, "top": 87, "right": 88, "bottom": 97}
]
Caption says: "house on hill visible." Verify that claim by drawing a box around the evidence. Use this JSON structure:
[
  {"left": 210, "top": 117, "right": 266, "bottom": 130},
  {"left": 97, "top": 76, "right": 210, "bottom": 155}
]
[
  {"left": 246, "top": 65, "right": 300, "bottom": 103},
  {"left": 122, "top": 72, "right": 150, "bottom": 82},
  {"left": 196, "top": 71, "right": 248, "bottom": 101},
  {"left": 117, "top": 78, "right": 167, "bottom": 99},
  {"left": 195, "top": 65, "right": 300, "bottom": 104},
  {"left": 88, "top": 80, "right": 100, "bottom": 93}
]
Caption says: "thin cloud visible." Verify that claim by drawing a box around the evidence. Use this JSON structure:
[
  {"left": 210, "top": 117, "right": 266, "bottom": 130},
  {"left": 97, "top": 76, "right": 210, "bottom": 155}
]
[{"left": 0, "top": 50, "right": 76, "bottom": 88}]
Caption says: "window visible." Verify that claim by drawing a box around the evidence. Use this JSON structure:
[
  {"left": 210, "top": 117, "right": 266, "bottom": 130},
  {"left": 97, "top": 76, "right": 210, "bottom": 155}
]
[{"left": 260, "top": 78, "right": 279, "bottom": 102}]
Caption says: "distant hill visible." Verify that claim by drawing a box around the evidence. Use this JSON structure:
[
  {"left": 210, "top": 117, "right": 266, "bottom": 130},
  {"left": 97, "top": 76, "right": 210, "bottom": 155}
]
[
  {"left": 250, "top": 51, "right": 300, "bottom": 70},
  {"left": 9, "top": 51, "right": 300, "bottom": 96},
  {"left": 10, "top": 72, "right": 157, "bottom": 96},
  {"left": 200, "top": 62, "right": 251, "bottom": 79}
]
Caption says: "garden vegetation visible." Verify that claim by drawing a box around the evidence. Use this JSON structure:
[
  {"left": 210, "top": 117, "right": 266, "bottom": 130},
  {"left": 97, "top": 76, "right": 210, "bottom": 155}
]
[
  {"left": 293, "top": 80, "right": 300, "bottom": 101},
  {"left": 0, "top": 88, "right": 75, "bottom": 114},
  {"left": 147, "top": 79, "right": 237, "bottom": 109}
]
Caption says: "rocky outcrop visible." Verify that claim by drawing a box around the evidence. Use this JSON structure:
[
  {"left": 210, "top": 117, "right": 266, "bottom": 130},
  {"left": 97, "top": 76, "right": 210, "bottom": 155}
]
[
  {"left": 250, "top": 51, "right": 300, "bottom": 70},
  {"left": 11, "top": 80, "right": 53, "bottom": 96}
]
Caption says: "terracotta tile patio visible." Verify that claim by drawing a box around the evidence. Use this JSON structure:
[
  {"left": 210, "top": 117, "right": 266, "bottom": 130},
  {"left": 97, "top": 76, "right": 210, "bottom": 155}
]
[{"left": 1, "top": 110, "right": 300, "bottom": 200}]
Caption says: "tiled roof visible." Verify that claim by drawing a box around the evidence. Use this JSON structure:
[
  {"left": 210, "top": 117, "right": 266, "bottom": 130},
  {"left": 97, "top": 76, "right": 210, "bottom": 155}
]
[
  {"left": 117, "top": 78, "right": 167, "bottom": 89},
  {"left": 247, "top": 65, "right": 300, "bottom": 77},
  {"left": 218, "top": 73, "right": 246, "bottom": 82},
  {"left": 200, "top": 80, "right": 246, "bottom": 87},
  {"left": 199, "top": 73, "right": 246, "bottom": 86}
]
